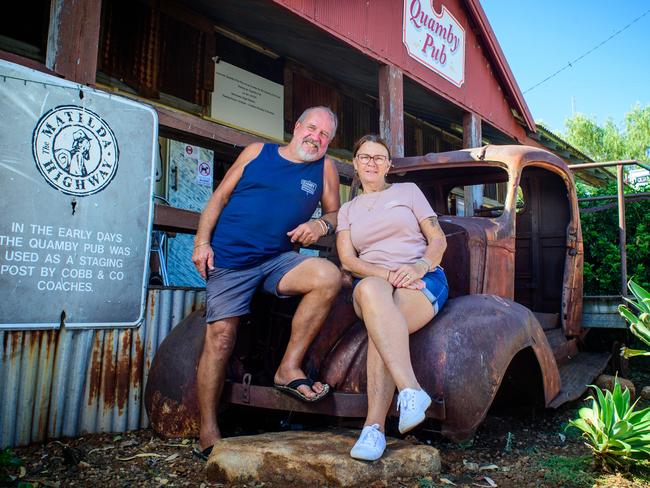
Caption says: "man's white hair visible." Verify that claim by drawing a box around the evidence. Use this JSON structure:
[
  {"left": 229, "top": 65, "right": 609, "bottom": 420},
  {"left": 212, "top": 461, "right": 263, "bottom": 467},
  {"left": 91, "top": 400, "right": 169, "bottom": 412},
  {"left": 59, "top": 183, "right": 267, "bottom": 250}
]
[{"left": 297, "top": 106, "right": 338, "bottom": 139}]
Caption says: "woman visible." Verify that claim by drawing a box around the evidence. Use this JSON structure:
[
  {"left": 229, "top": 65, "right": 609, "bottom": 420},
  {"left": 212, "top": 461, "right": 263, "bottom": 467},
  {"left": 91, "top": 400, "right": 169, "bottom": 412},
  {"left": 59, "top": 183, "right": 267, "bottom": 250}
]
[{"left": 337, "top": 135, "right": 448, "bottom": 461}]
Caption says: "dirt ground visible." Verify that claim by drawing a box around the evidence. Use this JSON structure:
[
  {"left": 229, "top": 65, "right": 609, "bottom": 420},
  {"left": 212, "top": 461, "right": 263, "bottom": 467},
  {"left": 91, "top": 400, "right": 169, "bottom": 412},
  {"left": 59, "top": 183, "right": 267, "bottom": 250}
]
[{"left": 3, "top": 363, "right": 650, "bottom": 488}]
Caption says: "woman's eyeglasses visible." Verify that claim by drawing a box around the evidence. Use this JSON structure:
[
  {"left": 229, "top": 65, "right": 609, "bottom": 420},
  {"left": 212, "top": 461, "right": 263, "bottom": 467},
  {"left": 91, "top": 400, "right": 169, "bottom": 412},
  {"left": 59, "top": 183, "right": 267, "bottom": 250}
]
[{"left": 356, "top": 154, "right": 389, "bottom": 165}]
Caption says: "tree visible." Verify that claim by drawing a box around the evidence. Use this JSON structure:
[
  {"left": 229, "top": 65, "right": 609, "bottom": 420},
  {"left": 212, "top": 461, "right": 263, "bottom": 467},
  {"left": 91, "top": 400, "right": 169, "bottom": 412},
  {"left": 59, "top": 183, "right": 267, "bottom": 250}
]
[
  {"left": 563, "top": 104, "right": 650, "bottom": 295},
  {"left": 565, "top": 104, "right": 650, "bottom": 163}
]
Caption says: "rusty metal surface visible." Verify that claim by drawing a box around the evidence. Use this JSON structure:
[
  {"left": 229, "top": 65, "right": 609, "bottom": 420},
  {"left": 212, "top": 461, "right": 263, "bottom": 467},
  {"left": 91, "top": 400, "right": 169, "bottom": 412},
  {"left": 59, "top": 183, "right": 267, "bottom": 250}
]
[
  {"left": 145, "top": 290, "right": 560, "bottom": 442},
  {"left": 545, "top": 329, "right": 579, "bottom": 367},
  {"left": 548, "top": 352, "right": 611, "bottom": 408},
  {"left": 0, "top": 287, "right": 204, "bottom": 448},
  {"left": 145, "top": 144, "right": 590, "bottom": 442},
  {"left": 438, "top": 216, "right": 515, "bottom": 299},
  {"left": 318, "top": 294, "right": 560, "bottom": 441},
  {"left": 393, "top": 145, "right": 584, "bottom": 336},
  {"left": 419, "top": 295, "right": 560, "bottom": 440},
  {"left": 144, "top": 309, "right": 205, "bottom": 438},
  {"left": 144, "top": 290, "right": 360, "bottom": 438}
]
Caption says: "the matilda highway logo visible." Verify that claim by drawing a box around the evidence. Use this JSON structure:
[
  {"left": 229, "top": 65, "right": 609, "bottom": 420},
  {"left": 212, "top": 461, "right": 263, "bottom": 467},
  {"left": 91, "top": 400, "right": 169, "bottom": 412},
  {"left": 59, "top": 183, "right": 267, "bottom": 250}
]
[{"left": 32, "top": 105, "right": 119, "bottom": 196}]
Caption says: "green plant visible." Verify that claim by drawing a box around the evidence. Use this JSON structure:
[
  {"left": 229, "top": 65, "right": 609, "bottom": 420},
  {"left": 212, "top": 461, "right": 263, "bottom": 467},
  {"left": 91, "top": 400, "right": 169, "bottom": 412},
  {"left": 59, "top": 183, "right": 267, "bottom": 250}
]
[
  {"left": 619, "top": 280, "right": 650, "bottom": 358},
  {"left": 416, "top": 476, "right": 435, "bottom": 488},
  {"left": 0, "top": 447, "right": 23, "bottom": 485},
  {"left": 567, "top": 380, "right": 650, "bottom": 469},
  {"left": 537, "top": 455, "right": 595, "bottom": 488},
  {"left": 577, "top": 181, "right": 650, "bottom": 295}
]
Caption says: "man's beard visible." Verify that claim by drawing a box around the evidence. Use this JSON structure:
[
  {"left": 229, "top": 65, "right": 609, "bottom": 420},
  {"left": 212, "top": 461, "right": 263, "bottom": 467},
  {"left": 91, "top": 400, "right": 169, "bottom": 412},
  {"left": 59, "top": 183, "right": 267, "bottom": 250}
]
[{"left": 295, "top": 138, "right": 322, "bottom": 162}]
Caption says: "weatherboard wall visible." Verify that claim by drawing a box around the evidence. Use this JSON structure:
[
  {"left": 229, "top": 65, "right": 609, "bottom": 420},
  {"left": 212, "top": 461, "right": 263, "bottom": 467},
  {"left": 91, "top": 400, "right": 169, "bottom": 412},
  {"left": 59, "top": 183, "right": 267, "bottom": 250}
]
[{"left": 273, "top": 0, "right": 531, "bottom": 142}]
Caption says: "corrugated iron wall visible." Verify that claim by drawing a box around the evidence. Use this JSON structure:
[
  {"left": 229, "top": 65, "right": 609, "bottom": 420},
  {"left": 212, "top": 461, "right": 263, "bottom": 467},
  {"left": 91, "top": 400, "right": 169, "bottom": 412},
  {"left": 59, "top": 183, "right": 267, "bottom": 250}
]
[{"left": 0, "top": 287, "right": 205, "bottom": 448}]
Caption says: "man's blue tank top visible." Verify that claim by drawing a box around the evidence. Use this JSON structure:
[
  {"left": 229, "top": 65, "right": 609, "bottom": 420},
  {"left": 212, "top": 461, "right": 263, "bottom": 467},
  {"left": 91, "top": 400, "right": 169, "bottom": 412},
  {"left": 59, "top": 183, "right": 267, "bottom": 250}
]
[{"left": 211, "top": 144, "right": 324, "bottom": 269}]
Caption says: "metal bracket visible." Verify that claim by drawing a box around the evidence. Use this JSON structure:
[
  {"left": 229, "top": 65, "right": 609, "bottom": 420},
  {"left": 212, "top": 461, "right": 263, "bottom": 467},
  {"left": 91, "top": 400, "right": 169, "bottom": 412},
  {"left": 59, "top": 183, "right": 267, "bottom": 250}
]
[
  {"left": 170, "top": 165, "right": 178, "bottom": 191},
  {"left": 242, "top": 373, "right": 252, "bottom": 404},
  {"left": 567, "top": 233, "right": 578, "bottom": 256}
]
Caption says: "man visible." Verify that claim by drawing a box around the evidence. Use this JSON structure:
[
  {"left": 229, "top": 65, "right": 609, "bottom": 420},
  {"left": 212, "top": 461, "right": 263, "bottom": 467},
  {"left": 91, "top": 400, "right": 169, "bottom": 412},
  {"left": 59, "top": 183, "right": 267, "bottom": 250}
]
[{"left": 191, "top": 106, "right": 342, "bottom": 459}]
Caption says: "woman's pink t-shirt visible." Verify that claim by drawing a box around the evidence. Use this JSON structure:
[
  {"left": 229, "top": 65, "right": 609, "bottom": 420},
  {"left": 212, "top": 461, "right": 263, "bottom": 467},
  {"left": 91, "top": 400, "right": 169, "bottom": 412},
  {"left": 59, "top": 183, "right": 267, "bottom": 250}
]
[{"left": 337, "top": 182, "right": 436, "bottom": 269}]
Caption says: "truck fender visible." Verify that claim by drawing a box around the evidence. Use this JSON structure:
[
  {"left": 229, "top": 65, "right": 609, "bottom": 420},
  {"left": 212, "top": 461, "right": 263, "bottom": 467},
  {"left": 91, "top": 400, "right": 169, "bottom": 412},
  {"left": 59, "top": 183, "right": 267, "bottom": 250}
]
[{"left": 413, "top": 294, "right": 561, "bottom": 441}]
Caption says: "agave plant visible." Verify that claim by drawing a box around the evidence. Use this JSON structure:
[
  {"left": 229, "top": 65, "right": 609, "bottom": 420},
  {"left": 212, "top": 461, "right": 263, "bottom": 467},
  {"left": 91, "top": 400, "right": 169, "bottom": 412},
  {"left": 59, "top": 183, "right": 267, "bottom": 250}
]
[
  {"left": 619, "top": 280, "right": 650, "bottom": 358},
  {"left": 567, "top": 380, "right": 650, "bottom": 469}
]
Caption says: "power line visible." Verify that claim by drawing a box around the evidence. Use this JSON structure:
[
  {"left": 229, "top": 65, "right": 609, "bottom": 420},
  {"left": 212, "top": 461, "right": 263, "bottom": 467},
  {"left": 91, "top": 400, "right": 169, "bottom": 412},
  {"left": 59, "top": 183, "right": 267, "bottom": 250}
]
[{"left": 523, "top": 7, "right": 650, "bottom": 94}]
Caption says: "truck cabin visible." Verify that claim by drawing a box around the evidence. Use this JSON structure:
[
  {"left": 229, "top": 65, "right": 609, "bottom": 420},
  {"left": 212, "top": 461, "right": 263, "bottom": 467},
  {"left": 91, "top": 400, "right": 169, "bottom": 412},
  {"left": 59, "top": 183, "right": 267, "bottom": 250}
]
[
  {"left": 390, "top": 154, "right": 573, "bottom": 331},
  {"left": 238, "top": 147, "right": 581, "bottom": 390},
  {"left": 145, "top": 146, "right": 606, "bottom": 441},
  {"left": 388, "top": 146, "right": 593, "bottom": 409}
]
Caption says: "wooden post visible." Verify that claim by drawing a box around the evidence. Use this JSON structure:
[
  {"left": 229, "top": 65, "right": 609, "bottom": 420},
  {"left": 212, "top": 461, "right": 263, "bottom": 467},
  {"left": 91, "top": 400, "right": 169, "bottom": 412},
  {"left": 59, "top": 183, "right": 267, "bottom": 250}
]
[
  {"left": 617, "top": 164, "right": 628, "bottom": 296},
  {"left": 378, "top": 64, "right": 404, "bottom": 158},
  {"left": 46, "top": 0, "right": 102, "bottom": 85},
  {"left": 463, "top": 112, "right": 482, "bottom": 216}
]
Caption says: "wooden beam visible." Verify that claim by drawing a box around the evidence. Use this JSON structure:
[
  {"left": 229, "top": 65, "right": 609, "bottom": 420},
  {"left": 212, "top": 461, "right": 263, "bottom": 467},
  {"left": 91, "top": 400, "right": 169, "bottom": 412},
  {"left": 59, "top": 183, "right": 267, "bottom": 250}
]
[
  {"left": 155, "top": 105, "right": 355, "bottom": 181},
  {"left": 378, "top": 64, "right": 404, "bottom": 158},
  {"left": 156, "top": 105, "right": 261, "bottom": 147},
  {"left": 154, "top": 204, "right": 200, "bottom": 234},
  {"left": 0, "top": 50, "right": 58, "bottom": 76},
  {"left": 46, "top": 0, "right": 102, "bottom": 85}
]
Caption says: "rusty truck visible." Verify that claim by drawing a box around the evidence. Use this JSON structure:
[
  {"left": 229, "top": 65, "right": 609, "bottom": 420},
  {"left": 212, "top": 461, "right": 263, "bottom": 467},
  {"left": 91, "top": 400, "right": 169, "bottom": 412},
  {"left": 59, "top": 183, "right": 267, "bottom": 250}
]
[{"left": 145, "top": 144, "right": 611, "bottom": 442}]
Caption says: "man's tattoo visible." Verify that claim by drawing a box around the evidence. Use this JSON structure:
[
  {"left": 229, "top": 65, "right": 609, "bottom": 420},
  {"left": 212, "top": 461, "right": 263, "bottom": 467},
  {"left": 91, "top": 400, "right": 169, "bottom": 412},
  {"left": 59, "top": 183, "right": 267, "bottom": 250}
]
[{"left": 427, "top": 216, "right": 439, "bottom": 227}]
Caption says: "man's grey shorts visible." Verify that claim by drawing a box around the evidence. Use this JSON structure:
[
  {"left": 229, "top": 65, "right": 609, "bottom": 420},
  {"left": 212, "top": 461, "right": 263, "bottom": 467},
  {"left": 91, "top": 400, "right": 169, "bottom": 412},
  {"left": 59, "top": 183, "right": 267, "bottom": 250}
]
[{"left": 205, "top": 251, "right": 310, "bottom": 323}]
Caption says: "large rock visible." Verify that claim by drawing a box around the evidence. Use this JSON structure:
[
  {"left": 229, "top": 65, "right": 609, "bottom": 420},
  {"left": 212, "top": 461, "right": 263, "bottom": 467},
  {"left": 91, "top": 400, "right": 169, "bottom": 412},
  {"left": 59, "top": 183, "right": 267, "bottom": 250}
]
[
  {"left": 206, "top": 429, "right": 441, "bottom": 487},
  {"left": 595, "top": 374, "right": 636, "bottom": 400},
  {"left": 641, "top": 386, "right": 650, "bottom": 401}
]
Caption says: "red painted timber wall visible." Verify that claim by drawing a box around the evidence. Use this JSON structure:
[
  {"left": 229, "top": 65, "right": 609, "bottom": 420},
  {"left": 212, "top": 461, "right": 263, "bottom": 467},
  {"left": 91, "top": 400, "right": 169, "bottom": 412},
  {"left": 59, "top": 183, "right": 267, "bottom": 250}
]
[{"left": 273, "top": 0, "right": 531, "bottom": 143}]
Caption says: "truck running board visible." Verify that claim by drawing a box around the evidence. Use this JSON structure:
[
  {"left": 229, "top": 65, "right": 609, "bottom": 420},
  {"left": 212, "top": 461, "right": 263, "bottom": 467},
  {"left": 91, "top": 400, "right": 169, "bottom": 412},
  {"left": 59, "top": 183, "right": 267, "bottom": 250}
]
[{"left": 548, "top": 352, "right": 611, "bottom": 408}]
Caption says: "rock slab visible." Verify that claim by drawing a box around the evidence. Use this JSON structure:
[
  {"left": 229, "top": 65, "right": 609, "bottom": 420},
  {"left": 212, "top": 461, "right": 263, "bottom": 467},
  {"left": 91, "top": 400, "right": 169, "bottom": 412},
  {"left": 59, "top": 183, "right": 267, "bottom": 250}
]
[
  {"left": 641, "top": 386, "right": 650, "bottom": 401},
  {"left": 595, "top": 374, "right": 636, "bottom": 400},
  {"left": 206, "top": 429, "right": 441, "bottom": 487}
]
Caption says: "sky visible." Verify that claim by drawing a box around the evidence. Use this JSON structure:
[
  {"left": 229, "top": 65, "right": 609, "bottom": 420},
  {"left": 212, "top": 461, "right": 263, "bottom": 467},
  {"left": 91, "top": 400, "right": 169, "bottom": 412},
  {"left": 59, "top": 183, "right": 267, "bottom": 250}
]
[{"left": 481, "top": 0, "right": 650, "bottom": 135}]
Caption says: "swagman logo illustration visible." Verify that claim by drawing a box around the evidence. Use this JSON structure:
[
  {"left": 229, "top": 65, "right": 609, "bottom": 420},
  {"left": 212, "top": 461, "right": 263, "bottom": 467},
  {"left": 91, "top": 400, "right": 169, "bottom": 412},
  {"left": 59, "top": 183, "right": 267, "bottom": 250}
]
[{"left": 32, "top": 105, "right": 119, "bottom": 196}]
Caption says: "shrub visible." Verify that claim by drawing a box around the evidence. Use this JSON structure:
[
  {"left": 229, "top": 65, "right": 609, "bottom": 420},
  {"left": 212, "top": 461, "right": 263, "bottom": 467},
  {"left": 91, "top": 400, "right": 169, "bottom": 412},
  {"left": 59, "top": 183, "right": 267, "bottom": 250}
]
[
  {"left": 567, "top": 380, "right": 650, "bottom": 469},
  {"left": 578, "top": 182, "right": 650, "bottom": 295},
  {"left": 619, "top": 280, "right": 650, "bottom": 358}
]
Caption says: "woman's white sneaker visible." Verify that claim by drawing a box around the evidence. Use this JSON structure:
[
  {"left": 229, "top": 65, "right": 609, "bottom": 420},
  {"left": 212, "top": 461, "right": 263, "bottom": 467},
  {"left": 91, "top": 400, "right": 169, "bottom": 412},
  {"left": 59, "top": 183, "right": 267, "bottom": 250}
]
[
  {"left": 397, "top": 388, "right": 432, "bottom": 434},
  {"left": 350, "top": 423, "right": 386, "bottom": 461}
]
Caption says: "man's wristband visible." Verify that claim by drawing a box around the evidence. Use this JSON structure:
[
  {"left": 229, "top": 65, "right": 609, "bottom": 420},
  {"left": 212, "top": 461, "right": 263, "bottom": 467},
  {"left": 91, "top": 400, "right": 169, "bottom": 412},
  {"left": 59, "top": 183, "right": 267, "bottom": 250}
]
[
  {"left": 316, "top": 219, "right": 328, "bottom": 236},
  {"left": 321, "top": 218, "right": 335, "bottom": 236}
]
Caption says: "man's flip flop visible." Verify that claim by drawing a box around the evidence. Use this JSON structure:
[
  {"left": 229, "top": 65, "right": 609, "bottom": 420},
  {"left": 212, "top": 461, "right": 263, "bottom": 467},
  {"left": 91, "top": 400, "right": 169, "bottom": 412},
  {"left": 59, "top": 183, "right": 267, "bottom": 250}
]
[
  {"left": 192, "top": 445, "right": 213, "bottom": 461},
  {"left": 274, "top": 378, "right": 330, "bottom": 402}
]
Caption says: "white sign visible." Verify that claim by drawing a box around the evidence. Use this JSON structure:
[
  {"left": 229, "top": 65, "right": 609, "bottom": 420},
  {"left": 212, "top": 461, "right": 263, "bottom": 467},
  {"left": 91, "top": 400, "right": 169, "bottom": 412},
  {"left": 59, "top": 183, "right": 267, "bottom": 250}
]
[
  {"left": 184, "top": 144, "right": 199, "bottom": 160},
  {"left": 196, "top": 159, "right": 213, "bottom": 187},
  {"left": 403, "top": 0, "right": 466, "bottom": 87},
  {"left": 0, "top": 60, "right": 156, "bottom": 330},
  {"left": 628, "top": 168, "right": 649, "bottom": 188},
  {"left": 211, "top": 61, "right": 284, "bottom": 140}
]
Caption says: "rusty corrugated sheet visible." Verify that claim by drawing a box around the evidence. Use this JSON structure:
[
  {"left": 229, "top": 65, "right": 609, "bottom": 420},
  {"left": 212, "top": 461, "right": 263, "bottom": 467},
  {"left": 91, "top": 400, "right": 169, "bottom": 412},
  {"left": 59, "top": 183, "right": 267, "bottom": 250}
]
[{"left": 0, "top": 287, "right": 205, "bottom": 448}]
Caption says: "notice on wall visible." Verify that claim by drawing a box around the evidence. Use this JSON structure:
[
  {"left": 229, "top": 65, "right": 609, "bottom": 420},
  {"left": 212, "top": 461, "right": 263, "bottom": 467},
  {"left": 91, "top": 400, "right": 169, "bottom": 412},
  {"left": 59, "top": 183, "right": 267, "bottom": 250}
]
[
  {"left": 210, "top": 61, "right": 284, "bottom": 140},
  {"left": 403, "top": 0, "right": 466, "bottom": 87},
  {"left": 0, "top": 60, "right": 157, "bottom": 329},
  {"left": 197, "top": 160, "right": 213, "bottom": 186}
]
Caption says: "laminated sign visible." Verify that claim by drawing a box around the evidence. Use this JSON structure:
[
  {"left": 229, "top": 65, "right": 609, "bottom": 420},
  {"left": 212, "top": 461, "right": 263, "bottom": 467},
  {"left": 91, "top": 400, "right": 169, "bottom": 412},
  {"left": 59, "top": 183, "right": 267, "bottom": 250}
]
[{"left": 0, "top": 60, "right": 157, "bottom": 329}]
